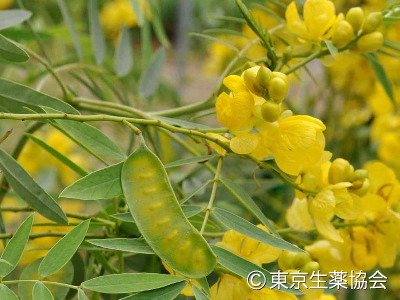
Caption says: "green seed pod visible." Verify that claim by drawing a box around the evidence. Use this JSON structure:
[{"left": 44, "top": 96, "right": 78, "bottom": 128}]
[
  {"left": 121, "top": 138, "right": 217, "bottom": 278},
  {"left": 332, "top": 20, "right": 354, "bottom": 49},
  {"left": 328, "top": 158, "right": 351, "bottom": 184},
  {"left": 261, "top": 101, "right": 281, "bottom": 122},
  {"left": 346, "top": 7, "right": 364, "bottom": 33},
  {"left": 243, "top": 66, "right": 263, "bottom": 96},
  {"left": 356, "top": 31, "right": 383, "bottom": 53},
  {"left": 363, "top": 12, "right": 382, "bottom": 34},
  {"left": 268, "top": 77, "right": 288, "bottom": 103}
]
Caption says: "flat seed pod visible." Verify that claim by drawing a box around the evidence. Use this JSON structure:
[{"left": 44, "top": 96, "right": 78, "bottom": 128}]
[{"left": 121, "top": 138, "right": 216, "bottom": 278}]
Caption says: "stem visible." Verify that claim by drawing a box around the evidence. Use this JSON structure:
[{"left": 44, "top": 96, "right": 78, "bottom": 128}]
[
  {"left": 284, "top": 50, "right": 324, "bottom": 75},
  {"left": 0, "top": 232, "right": 112, "bottom": 240},
  {"left": 0, "top": 112, "right": 231, "bottom": 151},
  {"left": 2, "top": 206, "right": 115, "bottom": 227},
  {"left": 2, "top": 280, "right": 79, "bottom": 290},
  {"left": 200, "top": 157, "right": 223, "bottom": 234}
]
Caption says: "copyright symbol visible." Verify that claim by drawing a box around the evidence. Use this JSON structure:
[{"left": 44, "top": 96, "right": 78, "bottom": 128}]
[{"left": 247, "top": 271, "right": 267, "bottom": 290}]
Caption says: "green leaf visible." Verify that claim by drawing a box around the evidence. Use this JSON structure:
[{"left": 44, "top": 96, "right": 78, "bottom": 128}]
[
  {"left": 196, "top": 278, "right": 210, "bottom": 296},
  {"left": 193, "top": 285, "right": 210, "bottom": 300},
  {"left": 57, "top": 0, "right": 83, "bottom": 60},
  {"left": 121, "top": 281, "right": 186, "bottom": 300},
  {"left": 189, "top": 33, "right": 239, "bottom": 52},
  {"left": 42, "top": 107, "right": 126, "bottom": 161},
  {"left": 18, "top": 259, "right": 74, "bottom": 300},
  {"left": 114, "top": 26, "right": 133, "bottom": 77},
  {"left": 213, "top": 208, "right": 303, "bottom": 253},
  {"left": 0, "top": 259, "right": 12, "bottom": 268},
  {"left": 111, "top": 205, "right": 202, "bottom": 223},
  {"left": 324, "top": 40, "right": 338, "bottom": 55},
  {"left": 140, "top": 19, "right": 152, "bottom": 68},
  {"left": 87, "top": 238, "right": 155, "bottom": 254},
  {"left": 0, "top": 79, "right": 78, "bottom": 114},
  {"left": 220, "top": 178, "right": 279, "bottom": 236},
  {"left": 0, "top": 215, "right": 33, "bottom": 277},
  {"left": 148, "top": 0, "right": 170, "bottom": 48},
  {"left": 139, "top": 47, "right": 166, "bottom": 98},
  {"left": 33, "top": 282, "right": 54, "bottom": 300},
  {"left": 0, "top": 9, "right": 32, "bottom": 30},
  {"left": 180, "top": 181, "right": 210, "bottom": 204},
  {"left": 0, "top": 149, "right": 68, "bottom": 224},
  {"left": 26, "top": 133, "right": 87, "bottom": 177},
  {"left": 164, "top": 155, "right": 216, "bottom": 168},
  {"left": 78, "top": 290, "right": 89, "bottom": 300},
  {"left": 82, "top": 273, "right": 185, "bottom": 294},
  {"left": 364, "top": 53, "right": 395, "bottom": 103},
  {"left": 39, "top": 220, "right": 90, "bottom": 277},
  {"left": 88, "top": 0, "right": 106, "bottom": 64},
  {"left": 0, "top": 33, "right": 29, "bottom": 62},
  {"left": 0, "top": 284, "right": 19, "bottom": 300},
  {"left": 60, "top": 163, "right": 122, "bottom": 200},
  {"left": 211, "top": 246, "right": 301, "bottom": 295},
  {"left": 130, "top": 0, "right": 144, "bottom": 26}
]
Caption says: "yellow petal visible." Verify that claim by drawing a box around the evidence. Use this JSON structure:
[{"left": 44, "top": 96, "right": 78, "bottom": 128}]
[
  {"left": 230, "top": 133, "right": 260, "bottom": 154},
  {"left": 206, "top": 133, "right": 229, "bottom": 156},
  {"left": 304, "top": 0, "right": 336, "bottom": 41},
  {"left": 285, "top": 2, "right": 309, "bottom": 39},
  {"left": 286, "top": 198, "right": 314, "bottom": 229}
]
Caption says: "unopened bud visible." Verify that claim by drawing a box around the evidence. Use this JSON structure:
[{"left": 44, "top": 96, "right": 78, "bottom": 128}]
[
  {"left": 243, "top": 66, "right": 263, "bottom": 96},
  {"left": 332, "top": 20, "right": 354, "bottom": 49},
  {"left": 256, "top": 66, "right": 272, "bottom": 90},
  {"left": 346, "top": 7, "right": 364, "bottom": 33},
  {"left": 356, "top": 31, "right": 383, "bottom": 53},
  {"left": 363, "top": 12, "right": 382, "bottom": 34},
  {"left": 261, "top": 101, "right": 281, "bottom": 122},
  {"left": 300, "top": 261, "right": 320, "bottom": 273},
  {"left": 279, "top": 251, "right": 312, "bottom": 270},
  {"left": 328, "top": 158, "right": 351, "bottom": 184},
  {"left": 351, "top": 178, "right": 370, "bottom": 197},
  {"left": 268, "top": 77, "right": 288, "bottom": 103},
  {"left": 348, "top": 169, "right": 368, "bottom": 181}
]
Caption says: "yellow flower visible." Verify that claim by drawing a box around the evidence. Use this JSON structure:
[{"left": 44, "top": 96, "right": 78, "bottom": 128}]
[
  {"left": 368, "top": 83, "right": 397, "bottom": 116},
  {"left": 247, "top": 287, "right": 297, "bottom": 300},
  {"left": 210, "top": 274, "right": 249, "bottom": 300},
  {"left": 215, "top": 75, "right": 255, "bottom": 130},
  {"left": 100, "top": 0, "right": 150, "bottom": 38},
  {"left": 206, "top": 133, "right": 230, "bottom": 156},
  {"left": 264, "top": 115, "right": 326, "bottom": 176},
  {"left": 286, "top": 0, "right": 337, "bottom": 42},
  {"left": 0, "top": 0, "right": 14, "bottom": 10},
  {"left": 216, "top": 225, "right": 281, "bottom": 266}
]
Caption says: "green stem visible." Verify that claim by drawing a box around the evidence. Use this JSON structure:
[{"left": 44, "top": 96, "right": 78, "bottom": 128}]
[
  {"left": 2, "top": 206, "right": 115, "bottom": 227},
  {"left": 0, "top": 112, "right": 231, "bottom": 151},
  {"left": 200, "top": 157, "right": 223, "bottom": 234},
  {"left": 2, "top": 280, "right": 79, "bottom": 290}
]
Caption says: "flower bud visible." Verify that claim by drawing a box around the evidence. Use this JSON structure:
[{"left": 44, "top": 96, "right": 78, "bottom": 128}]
[
  {"left": 272, "top": 72, "right": 289, "bottom": 84},
  {"left": 356, "top": 31, "right": 383, "bottom": 52},
  {"left": 256, "top": 66, "right": 272, "bottom": 90},
  {"left": 332, "top": 20, "right": 354, "bottom": 49},
  {"left": 348, "top": 169, "right": 368, "bottom": 181},
  {"left": 363, "top": 12, "right": 382, "bottom": 34},
  {"left": 300, "top": 261, "right": 320, "bottom": 274},
  {"left": 279, "top": 251, "right": 312, "bottom": 270},
  {"left": 351, "top": 178, "right": 370, "bottom": 197},
  {"left": 328, "top": 158, "right": 351, "bottom": 184},
  {"left": 243, "top": 66, "right": 263, "bottom": 96},
  {"left": 346, "top": 7, "right": 364, "bottom": 33},
  {"left": 268, "top": 77, "right": 288, "bottom": 103},
  {"left": 261, "top": 101, "right": 281, "bottom": 122}
]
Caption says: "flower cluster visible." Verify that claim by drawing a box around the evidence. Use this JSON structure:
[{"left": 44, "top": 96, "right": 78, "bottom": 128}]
[
  {"left": 215, "top": 66, "right": 326, "bottom": 176},
  {"left": 286, "top": 0, "right": 383, "bottom": 53}
]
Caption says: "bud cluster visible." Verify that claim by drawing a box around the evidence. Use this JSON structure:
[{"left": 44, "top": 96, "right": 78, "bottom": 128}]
[
  {"left": 278, "top": 251, "right": 320, "bottom": 279},
  {"left": 328, "top": 158, "right": 370, "bottom": 197},
  {"left": 242, "top": 66, "right": 289, "bottom": 123},
  {"left": 332, "top": 7, "right": 383, "bottom": 53}
]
